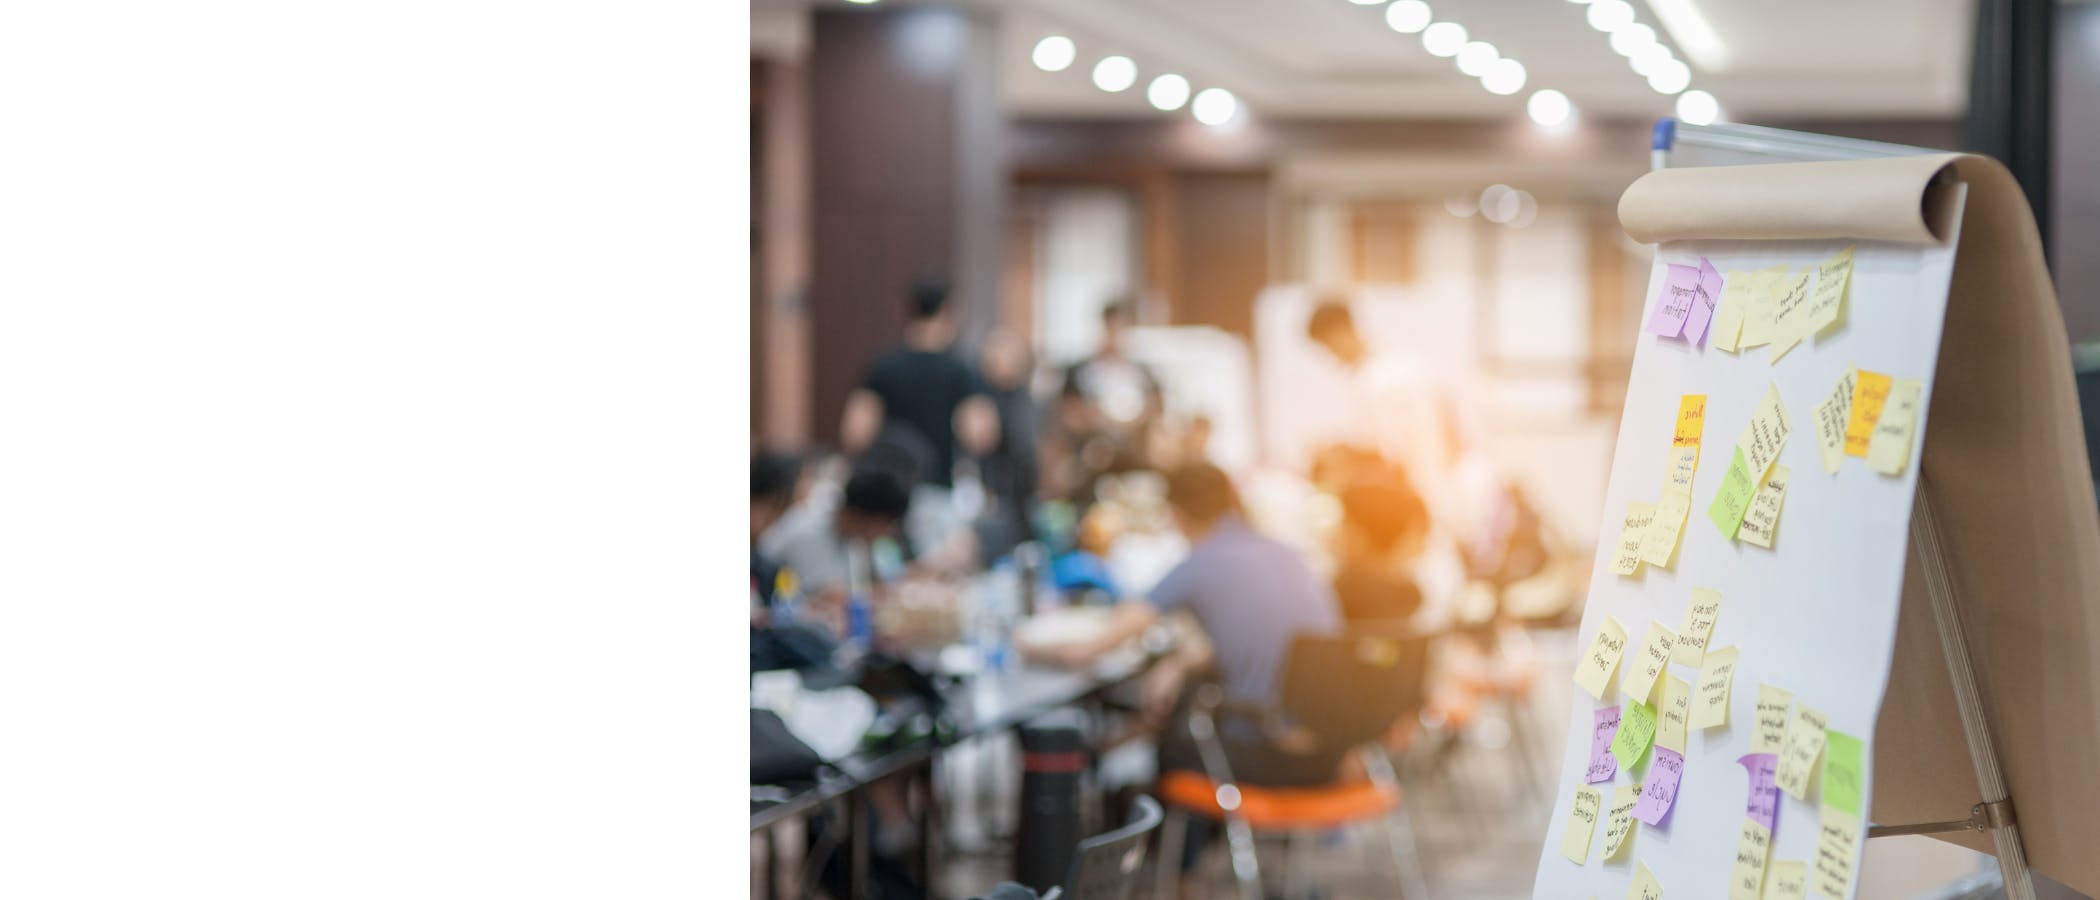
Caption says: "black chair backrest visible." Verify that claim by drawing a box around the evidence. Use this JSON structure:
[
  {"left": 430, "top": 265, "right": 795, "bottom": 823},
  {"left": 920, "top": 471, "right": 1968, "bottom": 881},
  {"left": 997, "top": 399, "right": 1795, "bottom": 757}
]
[
  {"left": 1279, "top": 626, "right": 1434, "bottom": 748},
  {"left": 1062, "top": 796, "right": 1164, "bottom": 900}
]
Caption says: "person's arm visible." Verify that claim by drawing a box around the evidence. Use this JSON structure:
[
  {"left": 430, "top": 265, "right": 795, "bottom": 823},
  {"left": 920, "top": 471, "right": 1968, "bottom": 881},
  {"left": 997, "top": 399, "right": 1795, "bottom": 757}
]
[
  {"left": 1023, "top": 600, "right": 1158, "bottom": 669},
  {"left": 839, "top": 389, "right": 884, "bottom": 455}
]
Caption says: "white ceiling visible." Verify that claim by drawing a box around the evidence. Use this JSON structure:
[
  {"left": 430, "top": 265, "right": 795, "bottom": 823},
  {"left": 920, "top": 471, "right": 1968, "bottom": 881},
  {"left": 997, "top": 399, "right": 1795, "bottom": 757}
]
[{"left": 754, "top": 0, "right": 1973, "bottom": 121}]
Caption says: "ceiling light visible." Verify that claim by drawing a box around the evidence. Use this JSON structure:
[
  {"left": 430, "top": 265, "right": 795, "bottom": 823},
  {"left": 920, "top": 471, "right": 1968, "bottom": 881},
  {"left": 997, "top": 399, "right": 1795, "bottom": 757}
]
[
  {"left": 1481, "top": 58, "right": 1526, "bottom": 95},
  {"left": 1348, "top": 0, "right": 1384, "bottom": 4},
  {"left": 1422, "top": 22, "right": 1467, "bottom": 57},
  {"left": 1508, "top": 190, "right": 1539, "bottom": 228},
  {"left": 1648, "top": 0, "right": 1730, "bottom": 71},
  {"left": 1146, "top": 74, "right": 1191, "bottom": 111},
  {"left": 1456, "top": 41, "right": 1499, "bottom": 76},
  {"left": 1385, "top": 0, "right": 1432, "bottom": 34},
  {"left": 1192, "top": 87, "right": 1238, "bottom": 126},
  {"left": 843, "top": 0, "right": 880, "bottom": 4},
  {"left": 1609, "top": 23, "right": 1656, "bottom": 56},
  {"left": 1481, "top": 184, "right": 1519, "bottom": 223},
  {"left": 1631, "top": 42, "right": 1674, "bottom": 76},
  {"left": 1646, "top": 58, "right": 1691, "bottom": 94},
  {"left": 1527, "top": 89, "right": 1572, "bottom": 127},
  {"left": 1675, "top": 89, "right": 1720, "bottom": 125},
  {"left": 1585, "top": 0, "right": 1634, "bottom": 32},
  {"left": 1092, "top": 55, "right": 1137, "bottom": 93},
  {"left": 1031, "top": 36, "right": 1076, "bottom": 73}
]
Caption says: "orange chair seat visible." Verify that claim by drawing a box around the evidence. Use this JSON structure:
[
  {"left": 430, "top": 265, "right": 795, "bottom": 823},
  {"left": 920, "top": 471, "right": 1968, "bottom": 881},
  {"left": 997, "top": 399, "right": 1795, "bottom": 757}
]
[{"left": 1159, "top": 771, "right": 1401, "bottom": 830}]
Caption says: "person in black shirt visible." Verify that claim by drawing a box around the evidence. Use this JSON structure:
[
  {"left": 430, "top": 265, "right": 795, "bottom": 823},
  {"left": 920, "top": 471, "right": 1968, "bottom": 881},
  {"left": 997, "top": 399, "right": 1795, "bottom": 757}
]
[
  {"left": 1046, "top": 300, "right": 1163, "bottom": 501},
  {"left": 974, "top": 328, "right": 1040, "bottom": 560},
  {"left": 839, "top": 278, "right": 998, "bottom": 489}
]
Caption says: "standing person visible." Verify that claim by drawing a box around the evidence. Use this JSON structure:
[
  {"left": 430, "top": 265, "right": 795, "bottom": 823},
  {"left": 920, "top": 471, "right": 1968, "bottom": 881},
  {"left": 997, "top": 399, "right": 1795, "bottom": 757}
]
[
  {"left": 1046, "top": 300, "right": 1164, "bottom": 502},
  {"left": 840, "top": 277, "right": 999, "bottom": 491},
  {"left": 1022, "top": 462, "right": 1343, "bottom": 892},
  {"left": 974, "top": 328, "right": 1040, "bottom": 561},
  {"left": 1303, "top": 294, "right": 1471, "bottom": 483}
]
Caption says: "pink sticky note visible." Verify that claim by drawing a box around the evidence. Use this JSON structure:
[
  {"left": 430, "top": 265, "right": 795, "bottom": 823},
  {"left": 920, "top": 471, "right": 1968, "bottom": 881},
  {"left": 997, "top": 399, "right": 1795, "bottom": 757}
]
[
  {"left": 1633, "top": 746, "right": 1684, "bottom": 825},
  {"left": 1646, "top": 263, "right": 1701, "bottom": 337},
  {"left": 1682, "top": 258, "right": 1724, "bottom": 344},
  {"left": 1587, "top": 705, "right": 1621, "bottom": 783},
  {"left": 1739, "top": 752, "right": 1780, "bottom": 834}
]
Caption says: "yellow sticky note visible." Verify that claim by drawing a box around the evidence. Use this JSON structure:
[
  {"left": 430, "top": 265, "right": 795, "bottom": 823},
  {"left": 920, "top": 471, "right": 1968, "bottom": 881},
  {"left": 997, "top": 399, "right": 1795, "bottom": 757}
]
[
  {"left": 1628, "top": 860, "right": 1663, "bottom": 900},
  {"left": 1639, "top": 491, "right": 1692, "bottom": 569},
  {"left": 1813, "top": 806, "right": 1862, "bottom": 897},
  {"left": 1562, "top": 785, "right": 1602, "bottom": 864},
  {"left": 1622, "top": 621, "right": 1678, "bottom": 705},
  {"left": 1663, "top": 445, "right": 1700, "bottom": 497},
  {"left": 1657, "top": 674, "right": 1691, "bottom": 754},
  {"left": 1775, "top": 703, "right": 1830, "bottom": 800},
  {"left": 1602, "top": 782, "right": 1640, "bottom": 861},
  {"left": 1575, "top": 616, "right": 1629, "bottom": 700},
  {"left": 1674, "top": 394, "right": 1706, "bottom": 448},
  {"left": 1764, "top": 860, "right": 1808, "bottom": 900},
  {"left": 1672, "top": 588, "right": 1722, "bottom": 667},
  {"left": 1730, "top": 818, "right": 1773, "bottom": 900},
  {"left": 1613, "top": 502, "right": 1656, "bottom": 577},
  {"left": 1811, "top": 369, "right": 1857, "bottom": 474},
  {"left": 1690, "top": 646, "right": 1738, "bottom": 730},
  {"left": 1843, "top": 370, "right": 1892, "bottom": 457},
  {"left": 1739, "top": 384, "right": 1791, "bottom": 483},
  {"left": 1753, "top": 684, "right": 1793, "bottom": 754},
  {"left": 1737, "top": 465, "right": 1789, "bottom": 549},
  {"left": 1739, "top": 267, "right": 1786, "bottom": 349},
  {"left": 1766, "top": 270, "right": 1814, "bottom": 364},
  {"left": 1867, "top": 377, "right": 1924, "bottom": 476},
  {"left": 1711, "top": 271, "right": 1754, "bottom": 352},
  {"left": 1807, "top": 245, "right": 1855, "bottom": 337}
]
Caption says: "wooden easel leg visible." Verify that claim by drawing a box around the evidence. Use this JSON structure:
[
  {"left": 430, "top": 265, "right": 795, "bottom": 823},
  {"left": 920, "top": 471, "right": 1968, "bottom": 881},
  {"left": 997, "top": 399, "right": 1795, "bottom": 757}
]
[{"left": 1909, "top": 484, "right": 2037, "bottom": 900}]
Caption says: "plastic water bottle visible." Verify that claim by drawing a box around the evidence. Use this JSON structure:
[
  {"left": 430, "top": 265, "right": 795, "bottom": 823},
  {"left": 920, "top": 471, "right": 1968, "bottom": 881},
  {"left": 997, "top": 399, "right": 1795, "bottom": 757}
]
[
  {"left": 847, "top": 592, "right": 873, "bottom": 650},
  {"left": 981, "top": 562, "right": 1021, "bottom": 674}
]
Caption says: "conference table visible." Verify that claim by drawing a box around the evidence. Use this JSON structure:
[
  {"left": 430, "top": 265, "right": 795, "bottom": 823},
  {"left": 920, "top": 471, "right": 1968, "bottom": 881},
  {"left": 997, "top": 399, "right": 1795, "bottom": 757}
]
[{"left": 749, "top": 654, "right": 1157, "bottom": 900}]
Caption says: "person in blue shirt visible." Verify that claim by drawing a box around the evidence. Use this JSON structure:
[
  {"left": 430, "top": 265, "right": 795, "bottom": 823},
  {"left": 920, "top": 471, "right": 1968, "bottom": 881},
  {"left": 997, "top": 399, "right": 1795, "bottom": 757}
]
[{"left": 1025, "top": 462, "right": 1344, "bottom": 887}]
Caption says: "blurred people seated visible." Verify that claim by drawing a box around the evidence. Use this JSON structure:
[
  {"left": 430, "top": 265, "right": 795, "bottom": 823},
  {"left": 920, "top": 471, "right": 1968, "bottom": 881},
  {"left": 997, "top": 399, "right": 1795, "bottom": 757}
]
[
  {"left": 973, "top": 328, "right": 1040, "bottom": 562},
  {"left": 840, "top": 275, "right": 999, "bottom": 495},
  {"left": 750, "top": 450, "right": 808, "bottom": 619},
  {"left": 1045, "top": 300, "right": 1163, "bottom": 503},
  {"left": 1023, "top": 462, "right": 1343, "bottom": 887},
  {"left": 758, "top": 466, "right": 913, "bottom": 628},
  {"left": 1333, "top": 479, "right": 1431, "bottom": 627}
]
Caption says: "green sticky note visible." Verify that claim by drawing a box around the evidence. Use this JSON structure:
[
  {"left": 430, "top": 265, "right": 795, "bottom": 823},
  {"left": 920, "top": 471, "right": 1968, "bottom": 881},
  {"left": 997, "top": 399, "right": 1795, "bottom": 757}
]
[
  {"left": 1707, "top": 446, "right": 1758, "bottom": 540},
  {"left": 1612, "top": 700, "right": 1658, "bottom": 771},
  {"left": 1824, "top": 729, "right": 1865, "bottom": 815}
]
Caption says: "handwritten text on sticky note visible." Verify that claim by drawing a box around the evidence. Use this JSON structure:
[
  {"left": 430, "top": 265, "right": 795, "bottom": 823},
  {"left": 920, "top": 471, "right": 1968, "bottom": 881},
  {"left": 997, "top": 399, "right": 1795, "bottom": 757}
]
[{"left": 1690, "top": 646, "right": 1738, "bottom": 730}]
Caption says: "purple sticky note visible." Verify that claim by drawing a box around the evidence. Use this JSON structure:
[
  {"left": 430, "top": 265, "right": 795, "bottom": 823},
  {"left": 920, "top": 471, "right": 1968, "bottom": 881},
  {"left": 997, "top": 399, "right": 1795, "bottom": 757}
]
[
  {"left": 1739, "top": 752, "right": 1780, "bottom": 834},
  {"left": 1587, "top": 706, "right": 1622, "bottom": 783},
  {"left": 1633, "top": 747, "right": 1684, "bottom": 825},
  {"left": 1645, "top": 263, "right": 1701, "bottom": 337},
  {"left": 1682, "top": 258, "right": 1724, "bottom": 344}
]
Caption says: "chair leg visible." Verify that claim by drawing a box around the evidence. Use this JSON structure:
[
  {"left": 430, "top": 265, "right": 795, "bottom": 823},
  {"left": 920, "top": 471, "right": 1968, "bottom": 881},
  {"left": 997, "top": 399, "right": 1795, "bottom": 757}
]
[
  {"left": 1220, "top": 812, "right": 1263, "bottom": 900},
  {"left": 1156, "top": 806, "right": 1186, "bottom": 900},
  {"left": 1363, "top": 745, "right": 1433, "bottom": 900}
]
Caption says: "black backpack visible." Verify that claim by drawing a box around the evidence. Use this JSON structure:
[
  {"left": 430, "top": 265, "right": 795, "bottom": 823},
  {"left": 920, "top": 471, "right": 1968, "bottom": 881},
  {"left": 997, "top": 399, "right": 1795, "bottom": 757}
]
[{"left": 750, "top": 708, "right": 824, "bottom": 789}]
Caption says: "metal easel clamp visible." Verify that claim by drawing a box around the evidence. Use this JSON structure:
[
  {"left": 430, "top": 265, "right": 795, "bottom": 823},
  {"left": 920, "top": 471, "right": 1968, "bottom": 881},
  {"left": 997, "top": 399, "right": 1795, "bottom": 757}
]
[{"left": 1867, "top": 799, "right": 2016, "bottom": 839}]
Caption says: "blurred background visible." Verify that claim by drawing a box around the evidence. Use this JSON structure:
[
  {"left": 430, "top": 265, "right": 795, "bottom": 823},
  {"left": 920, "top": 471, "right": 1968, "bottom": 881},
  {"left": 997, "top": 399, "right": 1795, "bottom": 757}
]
[{"left": 748, "top": 1, "right": 2100, "bottom": 897}]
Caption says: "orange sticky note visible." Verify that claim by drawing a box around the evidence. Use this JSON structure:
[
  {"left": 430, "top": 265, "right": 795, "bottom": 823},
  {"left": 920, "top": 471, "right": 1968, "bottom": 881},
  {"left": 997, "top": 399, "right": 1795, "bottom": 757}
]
[
  {"left": 1674, "top": 394, "right": 1707, "bottom": 448},
  {"left": 1843, "top": 370, "right": 1892, "bottom": 457}
]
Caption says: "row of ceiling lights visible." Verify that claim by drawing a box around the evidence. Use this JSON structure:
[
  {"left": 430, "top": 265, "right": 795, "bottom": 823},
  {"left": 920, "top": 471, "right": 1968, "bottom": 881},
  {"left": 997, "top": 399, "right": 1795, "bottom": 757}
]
[
  {"left": 1351, "top": 0, "right": 1573, "bottom": 129},
  {"left": 1029, "top": 34, "right": 1241, "bottom": 126},
  {"left": 1567, "top": 0, "right": 1721, "bottom": 125}
]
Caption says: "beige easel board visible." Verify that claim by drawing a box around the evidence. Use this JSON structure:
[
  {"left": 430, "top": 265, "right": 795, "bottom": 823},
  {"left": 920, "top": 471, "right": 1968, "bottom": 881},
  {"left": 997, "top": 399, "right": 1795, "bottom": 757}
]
[{"left": 1531, "top": 153, "right": 2100, "bottom": 898}]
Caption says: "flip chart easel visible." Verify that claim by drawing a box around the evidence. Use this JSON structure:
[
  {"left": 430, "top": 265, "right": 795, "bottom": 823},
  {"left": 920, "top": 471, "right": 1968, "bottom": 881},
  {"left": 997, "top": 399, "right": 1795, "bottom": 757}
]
[
  {"left": 1667, "top": 121, "right": 2033, "bottom": 899},
  {"left": 1532, "top": 124, "right": 2100, "bottom": 899}
]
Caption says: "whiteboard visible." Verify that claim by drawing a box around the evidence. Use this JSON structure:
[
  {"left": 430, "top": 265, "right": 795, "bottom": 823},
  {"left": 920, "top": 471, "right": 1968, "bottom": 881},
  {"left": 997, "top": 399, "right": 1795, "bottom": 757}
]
[{"left": 1530, "top": 195, "right": 1965, "bottom": 897}]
